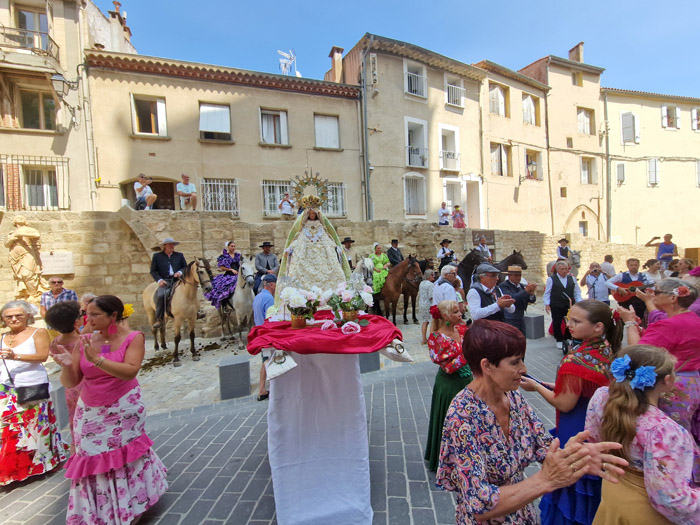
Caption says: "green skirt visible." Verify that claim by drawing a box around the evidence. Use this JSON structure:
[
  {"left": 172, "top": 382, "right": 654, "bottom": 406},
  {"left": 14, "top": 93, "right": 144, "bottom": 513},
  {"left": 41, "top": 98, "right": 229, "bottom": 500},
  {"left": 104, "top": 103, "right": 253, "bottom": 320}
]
[{"left": 424, "top": 367, "right": 472, "bottom": 472}]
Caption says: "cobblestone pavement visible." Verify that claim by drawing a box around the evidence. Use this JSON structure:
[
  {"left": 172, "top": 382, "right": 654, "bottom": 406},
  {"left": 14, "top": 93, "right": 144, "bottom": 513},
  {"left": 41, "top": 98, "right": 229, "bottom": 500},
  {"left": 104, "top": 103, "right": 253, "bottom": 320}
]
[{"left": 1, "top": 304, "right": 565, "bottom": 524}]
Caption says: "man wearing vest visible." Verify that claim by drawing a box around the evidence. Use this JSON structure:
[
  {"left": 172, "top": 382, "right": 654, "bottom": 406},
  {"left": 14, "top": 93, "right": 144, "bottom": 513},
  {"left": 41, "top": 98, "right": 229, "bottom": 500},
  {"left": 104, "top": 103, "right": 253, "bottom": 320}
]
[
  {"left": 544, "top": 260, "right": 583, "bottom": 349},
  {"left": 498, "top": 265, "right": 537, "bottom": 334},
  {"left": 387, "top": 239, "right": 404, "bottom": 268},
  {"left": 605, "top": 258, "right": 651, "bottom": 319},
  {"left": 467, "top": 263, "right": 516, "bottom": 322}
]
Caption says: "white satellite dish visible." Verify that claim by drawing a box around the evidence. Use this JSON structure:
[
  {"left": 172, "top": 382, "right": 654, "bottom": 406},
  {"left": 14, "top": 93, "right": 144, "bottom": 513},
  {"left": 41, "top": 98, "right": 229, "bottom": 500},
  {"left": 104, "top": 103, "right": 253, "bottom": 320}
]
[{"left": 277, "top": 48, "right": 300, "bottom": 76}]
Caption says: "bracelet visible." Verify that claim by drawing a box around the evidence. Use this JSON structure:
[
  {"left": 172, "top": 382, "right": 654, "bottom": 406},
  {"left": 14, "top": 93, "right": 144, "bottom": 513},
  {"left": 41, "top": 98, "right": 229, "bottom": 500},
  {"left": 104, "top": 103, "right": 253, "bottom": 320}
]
[
  {"left": 94, "top": 356, "right": 105, "bottom": 368},
  {"left": 624, "top": 321, "right": 638, "bottom": 328}
]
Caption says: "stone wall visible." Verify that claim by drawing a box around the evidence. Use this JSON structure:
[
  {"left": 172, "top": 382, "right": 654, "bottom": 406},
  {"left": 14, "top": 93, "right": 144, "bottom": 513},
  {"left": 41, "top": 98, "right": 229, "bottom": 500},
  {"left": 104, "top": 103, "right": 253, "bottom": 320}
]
[{"left": 0, "top": 210, "right": 657, "bottom": 333}]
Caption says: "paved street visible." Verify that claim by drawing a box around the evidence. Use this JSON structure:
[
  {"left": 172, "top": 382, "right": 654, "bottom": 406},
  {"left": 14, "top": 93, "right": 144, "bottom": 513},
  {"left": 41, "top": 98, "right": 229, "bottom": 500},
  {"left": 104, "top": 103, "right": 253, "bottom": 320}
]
[{"left": 0, "top": 326, "right": 562, "bottom": 525}]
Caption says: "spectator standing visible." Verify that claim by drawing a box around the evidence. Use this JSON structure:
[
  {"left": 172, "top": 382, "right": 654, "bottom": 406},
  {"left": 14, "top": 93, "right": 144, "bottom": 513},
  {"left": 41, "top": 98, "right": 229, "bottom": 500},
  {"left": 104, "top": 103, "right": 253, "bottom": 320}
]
[
  {"left": 645, "top": 234, "right": 678, "bottom": 270},
  {"left": 580, "top": 262, "right": 610, "bottom": 304},
  {"left": 417, "top": 269, "right": 436, "bottom": 344},
  {"left": 278, "top": 192, "right": 295, "bottom": 220},
  {"left": 252, "top": 275, "right": 276, "bottom": 401},
  {"left": 452, "top": 205, "right": 466, "bottom": 229},
  {"left": 40, "top": 276, "right": 78, "bottom": 318},
  {"left": 467, "top": 263, "right": 515, "bottom": 322},
  {"left": 133, "top": 173, "right": 157, "bottom": 210},
  {"left": 642, "top": 259, "right": 664, "bottom": 283},
  {"left": 600, "top": 255, "right": 615, "bottom": 278},
  {"left": 254, "top": 242, "right": 279, "bottom": 294},
  {"left": 544, "top": 261, "right": 583, "bottom": 349},
  {"left": 176, "top": 173, "right": 197, "bottom": 211},
  {"left": 386, "top": 239, "right": 404, "bottom": 267},
  {"left": 437, "top": 202, "right": 450, "bottom": 226},
  {"left": 498, "top": 266, "right": 537, "bottom": 334},
  {"left": 432, "top": 266, "right": 459, "bottom": 306}
]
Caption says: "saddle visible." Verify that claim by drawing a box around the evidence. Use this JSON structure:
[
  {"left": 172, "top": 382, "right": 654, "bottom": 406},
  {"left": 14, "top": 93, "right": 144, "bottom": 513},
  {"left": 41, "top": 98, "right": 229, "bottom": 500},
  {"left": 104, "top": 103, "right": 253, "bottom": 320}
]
[{"left": 153, "top": 278, "right": 182, "bottom": 319}]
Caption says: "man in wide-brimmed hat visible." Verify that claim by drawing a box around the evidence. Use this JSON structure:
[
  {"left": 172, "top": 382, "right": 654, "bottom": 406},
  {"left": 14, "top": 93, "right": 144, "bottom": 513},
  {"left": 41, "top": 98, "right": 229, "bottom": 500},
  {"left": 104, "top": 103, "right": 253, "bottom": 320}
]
[
  {"left": 437, "top": 238, "right": 456, "bottom": 271},
  {"left": 466, "top": 263, "right": 515, "bottom": 322},
  {"left": 498, "top": 265, "right": 537, "bottom": 334},
  {"left": 341, "top": 236, "right": 359, "bottom": 270},
  {"left": 254, "top": 241, "right": 279, "bottom": 294},
  {"left": 150, "top": 237, "right": 188, "bottom": 328},
  {"left": 556, "top": 238, "right": 571, "bottom": 261}
]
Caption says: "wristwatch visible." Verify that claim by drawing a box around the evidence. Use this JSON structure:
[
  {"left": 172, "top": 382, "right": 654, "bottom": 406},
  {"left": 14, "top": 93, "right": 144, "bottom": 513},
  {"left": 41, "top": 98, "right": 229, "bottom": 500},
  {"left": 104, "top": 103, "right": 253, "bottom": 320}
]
[{"left": 15, "top": 354, "right": 21, "bottom": 360}]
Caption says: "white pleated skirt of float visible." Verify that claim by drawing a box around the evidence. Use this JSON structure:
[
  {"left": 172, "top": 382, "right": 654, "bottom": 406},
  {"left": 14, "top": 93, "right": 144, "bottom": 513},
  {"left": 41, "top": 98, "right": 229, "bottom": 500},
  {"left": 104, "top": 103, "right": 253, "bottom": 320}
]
[{"left": 267, "top": 351, "right": 372, "bottom": 525}]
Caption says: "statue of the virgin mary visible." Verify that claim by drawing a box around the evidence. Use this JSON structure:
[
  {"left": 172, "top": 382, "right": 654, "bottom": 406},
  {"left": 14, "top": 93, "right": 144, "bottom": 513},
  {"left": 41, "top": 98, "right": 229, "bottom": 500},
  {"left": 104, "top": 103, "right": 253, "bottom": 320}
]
[{"left": 277, "top": 195, "right": 351, "bottom": 292}]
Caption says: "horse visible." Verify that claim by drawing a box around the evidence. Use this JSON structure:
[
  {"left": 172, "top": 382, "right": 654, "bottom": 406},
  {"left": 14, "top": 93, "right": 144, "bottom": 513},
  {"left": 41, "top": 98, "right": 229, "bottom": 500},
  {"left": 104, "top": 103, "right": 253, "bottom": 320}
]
[
  {"left": 143, "top": 257, "right": 213, "bottom": 367},
  {"left": 493, "top": 250, "right": 528, "bottom": 283},
  {"left": 547, "top": 250, "right": 581, "bottom": 278},
  {"left": 217, "top": 256, "right": 255, "bottom": 348},
  {"left": 354, "top": 257, "right": 375, "bottom": 289},
  {"left": 231, "top": 256, "right": 255, "bottom": 349},
  {"left": 401, "top": 255, "right": 426, "bottom": 325},
  {"left": 374, "top": 255, "right": 422, "bottom": 325},
  {"left": 456, "top": 249, "right": 485, "bottom": 290},
  {"left": 418, "top": 258, "right": 434, "bottom": 274}
]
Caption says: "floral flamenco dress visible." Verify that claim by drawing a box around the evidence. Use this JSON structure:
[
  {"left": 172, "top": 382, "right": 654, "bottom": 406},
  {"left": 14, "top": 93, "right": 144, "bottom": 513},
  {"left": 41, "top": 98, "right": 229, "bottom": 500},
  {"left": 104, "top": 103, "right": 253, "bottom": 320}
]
[
  {"left": 64, "top": 331, "right": 167, "bottom": 524},
  {"left": 424, "top": 324, "right": 472, "bottom": 472},
  {"left": 539, "top": 337, "right": 612, "bottom": 525},
  {"left": 204, "top": 250, "right": 241, "bottom": 309},
  {"left": 371, "top": 253, "right": 390, "bottom": 294}
]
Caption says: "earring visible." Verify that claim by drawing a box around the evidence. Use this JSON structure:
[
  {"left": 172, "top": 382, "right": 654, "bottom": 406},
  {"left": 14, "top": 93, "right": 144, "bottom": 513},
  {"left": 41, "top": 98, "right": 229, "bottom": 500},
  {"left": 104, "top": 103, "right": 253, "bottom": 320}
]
[{"left": 108, "top": 321, "right": 118, "bottom": 335}]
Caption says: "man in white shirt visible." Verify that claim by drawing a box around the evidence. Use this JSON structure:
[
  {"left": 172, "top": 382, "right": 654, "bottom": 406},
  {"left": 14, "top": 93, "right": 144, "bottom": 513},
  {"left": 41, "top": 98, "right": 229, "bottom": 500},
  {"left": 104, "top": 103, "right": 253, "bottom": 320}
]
[
  {"left": 133, "top": 173, "right": 157, "bottom": 210},
  {"left": 437, "top": 202, "right": 450, "bottom": 226},
  {"left": 600, "top": 255, "right": 615, "bottom": 279},
  {"left": 544, "top": 261, "right": 583, "bottom": 348},
  {"left": 467, "top": 263, "right": 515, "bottom": 321},
  {"left": 580, "top": 262, "right": 610, "bottom": 305},
  {"left": 475, "top": 237, "right": 493, "bottom": 262},
  {"left": 278, "top": 192, "right": 295, "bottom": 220},
  {"left": 432, "top": 265, "right": 459, "bottom": 306},
  {"left": 176, "top": 174, "right": 197, "bottom": 211},
  {"left": 437, "top": 239, "right": 456, "bottom": 271}
]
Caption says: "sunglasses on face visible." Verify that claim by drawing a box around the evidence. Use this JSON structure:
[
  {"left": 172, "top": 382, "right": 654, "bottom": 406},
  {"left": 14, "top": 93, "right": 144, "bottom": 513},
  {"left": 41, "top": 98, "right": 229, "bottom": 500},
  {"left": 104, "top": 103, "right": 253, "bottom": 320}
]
[{"left": 50, "top": 280, "right": 63, "bottom": 284}]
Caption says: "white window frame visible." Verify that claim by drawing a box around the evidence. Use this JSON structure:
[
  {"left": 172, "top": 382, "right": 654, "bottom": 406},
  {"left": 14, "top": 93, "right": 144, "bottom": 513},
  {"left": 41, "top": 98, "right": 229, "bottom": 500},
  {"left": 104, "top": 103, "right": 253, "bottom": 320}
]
[
  {"left": 444, "top": 73, "right": 465, "bottom": 108},
  {"left": 23, "top": 166, "right": 58, "bottom": 209},
  {"left": 522, "top": 94, "right": 539, "bottom": 126},
  {"left": 438, "top": 123, "right": 460, "bottom": 171},
  {"left": 661, "top": 105, "right": 680, "bottom": 129},
  {"left": 259, "top": 108, "right": 289, "bottom": 145},
  {"left": 405, "top": 116, "right": 428, "bottom": 168},
  {"left": 261, "top": 180, "right": 291, "bottom": 216},
  {"left": 647, "top": 159, "right": 660, "bottom": 186},
  {"left": 321, "top": 182, "right": 346, "bottom": 217},
  {"left": 616, "top": 163, "right": 625, "bottom": 184},
  {"left": 580, "top": 156, "right": 598, "bottom": 185},
  {"left": 201, "top": 178, "right": 239, "bottom": 214},
  {"left": 130, "top": 95, "right": 167, "bottom": 136},
  {"left": 19, "top": 89, "right": 57, "bottom": 130},
  {"left": 403, "top": 59, "right": 427, "bottom": 99},
  {"left": 490, "top": 142, "right": 511, "bottom": 177},
  {"left": 696, "top": 160, "right": 700, "bottom": 187},
  {"left": 489, "top": 83, "right": 507, "bottom": 117},
  {"left": 524, "top": 149, "right": 542, "bottom": 180},
  {"left": 314, "top": 114, "right": 340, "bottom": 149},
  {"left": 691, "top": 108, "right": 700, "bottom": 132},
  {"left": 403, "top": 172, "right": 426, "bottom": 217},
  {"left": 199, "top": 103, "right": 231, "bottom": 141},
  {"left": 620, "top": 112, "right": 640, "bottom": 144},
  {"left": 577, "top": 107, "right": 594, "bottom": 135}
]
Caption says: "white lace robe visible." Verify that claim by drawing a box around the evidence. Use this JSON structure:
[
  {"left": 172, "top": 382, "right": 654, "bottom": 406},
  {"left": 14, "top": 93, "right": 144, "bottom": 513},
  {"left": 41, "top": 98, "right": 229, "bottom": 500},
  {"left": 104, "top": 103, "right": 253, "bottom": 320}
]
[{"left": 285, "top": 220, "right": 347, "bottom": 291}]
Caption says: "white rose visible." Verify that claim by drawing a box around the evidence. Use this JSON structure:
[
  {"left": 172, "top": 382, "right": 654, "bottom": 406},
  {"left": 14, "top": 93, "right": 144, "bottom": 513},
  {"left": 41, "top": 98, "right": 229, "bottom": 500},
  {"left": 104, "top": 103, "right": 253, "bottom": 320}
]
[
  {"left": 265, "top": 305, "right": 278, "bottom": 318},
  {"left": 360, "top": 292, "right": 374, "bottom": 306},
  {"left": 289, "top": 292, "right": 308, "bottom": 308},
  {"left": 280, "top": 287, "right": 296, "bottom": 300}
]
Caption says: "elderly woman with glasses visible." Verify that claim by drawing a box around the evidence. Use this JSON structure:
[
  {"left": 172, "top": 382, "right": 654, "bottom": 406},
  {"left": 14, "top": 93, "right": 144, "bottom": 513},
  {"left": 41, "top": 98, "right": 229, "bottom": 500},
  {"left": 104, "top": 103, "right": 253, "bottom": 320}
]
[
  {"left": 619, "top": 278, "right": 700, "bottom": 480},
  {"left": 0, "top": 300, "right": 69, "bottom": 486}
]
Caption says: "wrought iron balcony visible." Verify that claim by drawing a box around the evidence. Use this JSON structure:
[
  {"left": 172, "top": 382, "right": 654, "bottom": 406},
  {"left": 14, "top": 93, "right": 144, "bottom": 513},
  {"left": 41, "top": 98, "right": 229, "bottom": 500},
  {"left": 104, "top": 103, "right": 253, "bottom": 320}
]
[
  {"left": 445, "top": 84, "right": 465, "bottom": 107},
  {"left": 405, "top": 72, "right": 427, "bottom": 98},
  {"left": 0, "top": 26, "right": 59, "bottom": 61}
]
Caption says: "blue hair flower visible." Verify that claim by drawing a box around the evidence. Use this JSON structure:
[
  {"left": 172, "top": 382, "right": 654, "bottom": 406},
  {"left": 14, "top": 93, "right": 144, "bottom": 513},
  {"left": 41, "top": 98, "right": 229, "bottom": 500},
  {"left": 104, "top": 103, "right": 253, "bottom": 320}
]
[
  {"left": 611, "top": 355, "right": 631, "bottom": 383},
  {"left": 630, "top": 366, "right": 658, "bottom": 390}
]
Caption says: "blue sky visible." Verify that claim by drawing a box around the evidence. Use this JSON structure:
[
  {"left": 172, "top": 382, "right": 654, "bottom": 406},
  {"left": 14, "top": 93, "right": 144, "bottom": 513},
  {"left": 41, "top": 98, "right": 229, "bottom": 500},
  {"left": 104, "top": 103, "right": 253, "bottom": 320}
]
[{"left": 94, "top": 0, "right": 699, "bottom": 97}]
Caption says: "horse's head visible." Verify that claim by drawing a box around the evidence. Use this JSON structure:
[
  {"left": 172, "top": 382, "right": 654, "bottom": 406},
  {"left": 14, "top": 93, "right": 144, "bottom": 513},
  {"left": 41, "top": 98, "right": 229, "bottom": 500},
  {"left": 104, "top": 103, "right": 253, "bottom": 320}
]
[
  {"left": 194, "top": 258, "right": 213, "bottom": 294},
  {"left": 571, "top": 250, "right": 581, "bottom": 267},
  {"left": 511, "top": 250, "right": 528, "bottom": 270},
  {"left": 239, "top": 256, "right": 256, "bottom": 288},
  {"left": 464, "top": 249, "right": 484, "bottom": 266},
  {"left": 407, "top": 255, "right": 423, "bottom": 283}
]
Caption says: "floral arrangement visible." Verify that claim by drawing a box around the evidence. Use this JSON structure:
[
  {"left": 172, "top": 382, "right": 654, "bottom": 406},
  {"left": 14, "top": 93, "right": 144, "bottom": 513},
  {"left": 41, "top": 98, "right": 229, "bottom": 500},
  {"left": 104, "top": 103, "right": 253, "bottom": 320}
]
[
  {"left": 279, "top": 285, "right": 323, "bottom": 319},
  {"left": 323, "top": 279, "right": 374, "bottom": 315},
  {"left": 122, "top": 303, "right": 134, "bottom": 319}
]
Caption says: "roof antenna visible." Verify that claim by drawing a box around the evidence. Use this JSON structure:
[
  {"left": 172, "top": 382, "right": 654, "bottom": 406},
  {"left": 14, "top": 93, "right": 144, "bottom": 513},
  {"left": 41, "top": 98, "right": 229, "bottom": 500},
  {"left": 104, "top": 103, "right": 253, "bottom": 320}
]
[{"left": 278, "top": 49, "right": 302, "bottom": 77}]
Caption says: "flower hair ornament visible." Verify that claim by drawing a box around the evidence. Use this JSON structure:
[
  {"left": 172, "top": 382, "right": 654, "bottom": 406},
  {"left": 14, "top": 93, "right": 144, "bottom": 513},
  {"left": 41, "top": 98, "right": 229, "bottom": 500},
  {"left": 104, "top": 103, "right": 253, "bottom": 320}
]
[
  {"left": 610, "top": 354, "right": 657, "bottom": 390},
  {"left": 674, "top": 285, "right": 691, "bottom": 298},
  {"left": 429, "top": 305, "right": 441, "bottom": 320},
  {"left": 611, "top": 309, "right": 621, "bottom": 326}
]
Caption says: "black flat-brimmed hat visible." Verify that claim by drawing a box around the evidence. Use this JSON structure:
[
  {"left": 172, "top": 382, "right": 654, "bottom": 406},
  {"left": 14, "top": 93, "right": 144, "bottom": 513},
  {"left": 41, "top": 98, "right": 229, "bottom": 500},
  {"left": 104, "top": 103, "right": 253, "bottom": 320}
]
[
  {"left": 341, "top": 237, "right": 355, "bottom": 244},
  {"left": 259, "top": 241, "right": 274, "bottom": 248},
  {"left": 440, "top": 238, "right": 452, "bottom": 245},
  {"left": 391, "top": 239, "right": 399, "bottom": 244}
]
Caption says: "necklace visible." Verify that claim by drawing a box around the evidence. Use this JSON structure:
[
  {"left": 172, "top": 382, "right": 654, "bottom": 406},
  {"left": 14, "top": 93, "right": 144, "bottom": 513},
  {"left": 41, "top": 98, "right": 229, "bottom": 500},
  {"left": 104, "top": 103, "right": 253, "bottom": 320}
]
[{"left": 5, "top": 329, "right": 25, "bottom": 346}]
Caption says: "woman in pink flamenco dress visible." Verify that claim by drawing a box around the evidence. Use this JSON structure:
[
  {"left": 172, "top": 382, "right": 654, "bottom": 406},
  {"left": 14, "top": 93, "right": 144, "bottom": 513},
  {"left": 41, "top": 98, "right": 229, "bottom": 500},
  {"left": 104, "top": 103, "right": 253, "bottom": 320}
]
[{"left": 52, "top": 295, "right": 167, "bottom": 524}]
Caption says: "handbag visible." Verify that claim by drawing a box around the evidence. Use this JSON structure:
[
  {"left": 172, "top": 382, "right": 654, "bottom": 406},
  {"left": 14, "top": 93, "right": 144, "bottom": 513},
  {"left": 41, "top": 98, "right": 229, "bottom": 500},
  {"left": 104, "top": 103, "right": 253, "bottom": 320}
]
[
  {"left": 1, "top": 334, "right": 50, "bottom": 404},
  {"left": 265, "top": 350, "right": 297, "bottom": 380}
]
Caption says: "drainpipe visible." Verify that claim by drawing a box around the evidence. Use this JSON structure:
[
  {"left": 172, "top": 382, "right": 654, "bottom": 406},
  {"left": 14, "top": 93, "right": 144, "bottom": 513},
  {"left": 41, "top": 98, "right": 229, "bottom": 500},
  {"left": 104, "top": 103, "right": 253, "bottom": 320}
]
[
  {"left": 360, "top": 35, "right": 375, "bottom": 220},
  {"left": 544, "top": 58, "right": 555, "bottom": 235},
  {"left": 77, "top": 5, "right": 97, "bottom": 211},
  {"left": 603, "top": 90, "right": 611, "bottom": 241}
]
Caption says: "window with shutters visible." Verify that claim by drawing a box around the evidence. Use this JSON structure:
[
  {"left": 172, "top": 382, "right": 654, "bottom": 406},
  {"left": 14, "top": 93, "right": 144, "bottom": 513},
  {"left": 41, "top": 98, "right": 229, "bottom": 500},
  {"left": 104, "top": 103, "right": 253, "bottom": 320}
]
[
  {"left": 403, "top": 174, "right": 426, "bottom": 215},
  {"left": 260, "top": 109, "right": 289, "bottom": 145},
  {"left": 580, "top": 157, "right": 598, "bottom": 185},
  {"left": 199, "top": 103, "right": 231, "bottom": 141},
  {"left": 490, "top": 143, "right": 511, "bottom": 177},
  {"left": 620, "top": 112, "right": 639, "bottom": 144},
  {"left": 577, "top": 107, "right": 594, "bottom": 135},
  {"left": 522, "top": 94, "right": 540, "bottom": 126},
  {"left": 616, "top": 163, "right": 625, "bottom": 184},
  {"left": 405, "top": 117, "right": 428, "bottom": 168},
  {"left": 131, "top": 95, "right": 167, "bottom": 136},
  {"left": 647, "top": 159, "right": 660, "bottom": 186},
  {"left": 691, "top": 108, "right": 700, "bottom": 132},
  {"left": 661, "top": 106, "right": 680, "bottom": 129},
  {"left": 321, "top": 182, "right": 346, "bottom": 217},
  {"left": 314, "top": 114, "right": 340, "bottom": 149},
  {"left": 439, "top": 125, "right": 460, "bottom": 171},
  {"left": 489, "top": 83, "right": 509, "bottom": 117}
]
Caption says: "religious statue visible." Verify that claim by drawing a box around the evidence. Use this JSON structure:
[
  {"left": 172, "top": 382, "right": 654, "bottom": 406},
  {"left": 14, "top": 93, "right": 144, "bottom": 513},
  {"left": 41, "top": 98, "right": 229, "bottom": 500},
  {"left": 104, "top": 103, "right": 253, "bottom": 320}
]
[{"left": 5, "top": 215, "right": 49, "bottom": 303}]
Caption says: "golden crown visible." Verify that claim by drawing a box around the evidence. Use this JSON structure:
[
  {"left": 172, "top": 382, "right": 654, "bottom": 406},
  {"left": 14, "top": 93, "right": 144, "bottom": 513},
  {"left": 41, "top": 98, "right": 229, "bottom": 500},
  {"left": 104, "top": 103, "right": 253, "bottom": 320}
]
[
  {"left": 292, "top": 170, "right": 330, "bottom": 208},
  {"left": 301, "top": 195, "right": 322, "bottom": 209}
]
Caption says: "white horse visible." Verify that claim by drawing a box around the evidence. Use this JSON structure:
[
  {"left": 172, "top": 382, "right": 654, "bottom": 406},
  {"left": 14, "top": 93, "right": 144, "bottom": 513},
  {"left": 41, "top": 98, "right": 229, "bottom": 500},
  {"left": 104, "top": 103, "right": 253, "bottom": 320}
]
[
  {"left": 230, "top": 256, "right": 255, "bottom": 349},
  {"left": 547, "top": 250, "right": 582, "bottom": 278},
  {"left": 354, "top": 257, "right": 374, "bottom": 289}
]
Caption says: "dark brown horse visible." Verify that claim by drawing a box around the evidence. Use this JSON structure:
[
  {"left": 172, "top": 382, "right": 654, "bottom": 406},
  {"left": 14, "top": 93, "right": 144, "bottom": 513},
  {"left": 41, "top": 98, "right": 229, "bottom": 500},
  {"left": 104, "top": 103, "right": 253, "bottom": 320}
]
[
  {"left": 402, "top": 258, "right": 433, "bottom": 324},
  {"left": 374, "top": 256, "right": 422, "bottom": 325}
]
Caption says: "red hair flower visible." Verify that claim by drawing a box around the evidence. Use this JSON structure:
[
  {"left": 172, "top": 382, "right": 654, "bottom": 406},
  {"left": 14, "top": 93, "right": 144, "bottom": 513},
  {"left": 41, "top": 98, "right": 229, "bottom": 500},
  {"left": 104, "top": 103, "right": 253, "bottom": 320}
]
[
  {"left": 675, "top": 286, "right": 691, "bottom": 298},
  {"left": 611, "top": 310, "right": 621, "bottom": 325},
  {"left": 429, "top": 305, "right": 441, "bottom": 320}
]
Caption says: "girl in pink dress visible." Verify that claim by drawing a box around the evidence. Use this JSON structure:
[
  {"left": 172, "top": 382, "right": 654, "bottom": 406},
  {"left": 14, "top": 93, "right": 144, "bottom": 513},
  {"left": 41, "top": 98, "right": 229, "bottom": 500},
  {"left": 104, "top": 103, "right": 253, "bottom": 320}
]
[
  {"left": 52, "top": 295, "right": 167, "bottom": 525},
  {"left": 452, "top": 206, "right": 466, "bottom": 229}
]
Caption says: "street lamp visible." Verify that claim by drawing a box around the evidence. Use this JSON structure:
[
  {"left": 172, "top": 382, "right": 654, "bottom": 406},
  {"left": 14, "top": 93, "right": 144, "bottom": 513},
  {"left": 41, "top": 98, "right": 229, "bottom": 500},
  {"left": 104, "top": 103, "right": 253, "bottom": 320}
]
[{"left": 50, "top": 73, "right": 78, "bottom": 98}]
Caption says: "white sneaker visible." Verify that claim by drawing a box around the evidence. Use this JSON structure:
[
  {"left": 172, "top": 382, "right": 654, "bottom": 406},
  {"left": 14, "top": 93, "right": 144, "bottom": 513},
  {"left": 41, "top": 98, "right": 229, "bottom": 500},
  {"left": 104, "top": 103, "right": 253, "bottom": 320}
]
[
  {"left": 145, "top": 206, "right": 152, "bottom": 210},
  {"left": 556, "top": 342, "right": 563, "bottom": 349}
]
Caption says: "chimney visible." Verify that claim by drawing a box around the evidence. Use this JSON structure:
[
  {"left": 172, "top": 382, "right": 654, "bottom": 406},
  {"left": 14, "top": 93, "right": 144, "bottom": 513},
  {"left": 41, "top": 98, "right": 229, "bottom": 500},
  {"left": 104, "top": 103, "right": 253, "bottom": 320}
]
[
  {"left": 568, "top": 42, "right": 584, "bottom": 62},
  {"left": 328, "top": 46, "right": 344, "bottom": 83},
  {"left": 109, "top": 1, "right": 132, "bottom": 42}
]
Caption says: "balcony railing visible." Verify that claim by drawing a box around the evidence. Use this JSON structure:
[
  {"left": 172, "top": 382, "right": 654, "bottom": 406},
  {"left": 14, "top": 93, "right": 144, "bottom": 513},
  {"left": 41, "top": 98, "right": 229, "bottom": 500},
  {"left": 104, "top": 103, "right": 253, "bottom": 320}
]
[
  {"left": 0, "top": 26, "right": 59, "bottom": 60},
  {"left": 440, "top": 150, "right": 460, "bottom": 171},
  {"left": 405, "top": 72, "right": 427, "bottom": 98},
  {"left": 407, "top": 146, "right": 428, "bottom": 168},
  {"left": 445, "top": 84, "right": 465, "bottom": 107}
]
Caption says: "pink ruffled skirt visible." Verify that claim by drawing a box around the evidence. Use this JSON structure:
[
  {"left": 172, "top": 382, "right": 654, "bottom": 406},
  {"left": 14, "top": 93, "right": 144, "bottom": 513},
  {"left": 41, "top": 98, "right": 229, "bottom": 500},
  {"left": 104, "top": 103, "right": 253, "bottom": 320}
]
[{"left": 65, "top": 386, "right": 167, "bottom": 524}]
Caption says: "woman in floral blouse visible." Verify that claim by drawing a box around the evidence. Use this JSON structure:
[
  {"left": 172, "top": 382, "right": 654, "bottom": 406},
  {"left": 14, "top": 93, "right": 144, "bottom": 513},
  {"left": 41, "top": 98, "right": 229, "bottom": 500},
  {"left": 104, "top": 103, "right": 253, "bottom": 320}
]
[
  {"left": 424, "top": 300, "right": 472, "bottom": 471},
  {"left": 586, "top": 345, "right": 700, "bottom": 524},
  {"left": 437, "top": 320, "right": 627, "bottom": 524},
  {"left": 521, "top": 299, "right": 623, "bottom": 525}
]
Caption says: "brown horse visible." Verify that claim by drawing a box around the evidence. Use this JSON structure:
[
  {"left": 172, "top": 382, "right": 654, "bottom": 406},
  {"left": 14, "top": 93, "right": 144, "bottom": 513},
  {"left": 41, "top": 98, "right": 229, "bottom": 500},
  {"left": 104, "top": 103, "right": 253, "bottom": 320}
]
[
  {"left": 374, "top": 255, "right": 422, "bottom": 325},
  {"left": 143, "top": 258, "right": 213, "bottom": 367},
  {"left": 401, "top": 258, "right": 432, "bottom": 324}
]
